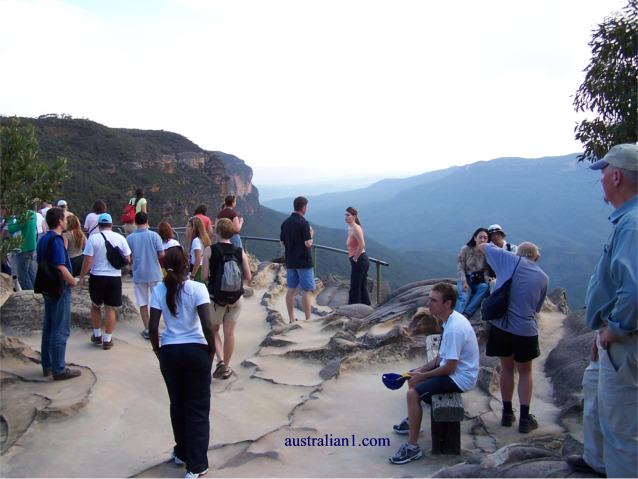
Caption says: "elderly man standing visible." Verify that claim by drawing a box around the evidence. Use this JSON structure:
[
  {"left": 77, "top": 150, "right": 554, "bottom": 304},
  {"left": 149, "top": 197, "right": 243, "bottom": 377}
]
[
  {"left": 479, "top": 241, "right": 548, "bottom": 434},
  {"left": 566, "top": 144, "right": 638, "bottom": 478}
]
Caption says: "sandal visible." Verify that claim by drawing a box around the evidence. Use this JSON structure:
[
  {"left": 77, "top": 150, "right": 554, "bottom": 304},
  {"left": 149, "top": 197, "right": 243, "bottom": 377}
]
[
  {"left": 213, "top": 361, "right": 226, "bottom": 379},
  {"left": 221, "top": 367, "right": 233, "bottom": 380}
]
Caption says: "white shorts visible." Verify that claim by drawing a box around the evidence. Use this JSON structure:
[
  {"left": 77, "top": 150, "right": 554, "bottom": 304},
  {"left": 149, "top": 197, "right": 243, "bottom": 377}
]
[
  {"left": 211, "top": 298, "right": 242, "bottom": 325},
  {"left": 133, "top": 281, "right": 160, "bottom": 308}
]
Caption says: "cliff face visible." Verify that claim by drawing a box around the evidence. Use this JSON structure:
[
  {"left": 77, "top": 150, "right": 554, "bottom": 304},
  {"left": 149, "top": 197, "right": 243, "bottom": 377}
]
[{"left": 4, "top": 116, "right": 258, "bottom": 226}]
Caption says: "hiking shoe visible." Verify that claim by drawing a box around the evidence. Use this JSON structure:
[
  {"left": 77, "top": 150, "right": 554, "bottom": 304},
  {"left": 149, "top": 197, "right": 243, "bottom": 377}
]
[
  {"left": 393, "top": 417, "right": 410, "bottom": 435},
  {"left": 172, "top": 451, "right": 185, "bottom": 466},
  {"left": 102, "top": 339, "right": 114, "bottom": 350},
  {"left": 389, "top": 443, "right": 423, "bottom": 465},
  {"left": 501, "top": 410, "right": 516, "bottom": 427},
  {"left": 53, "top": 368, "right": 82, "bottom": 381},
  {"left": 91, "top": 334, "right": 103, "bottom": 346},
  {"left": 140, "top": 329, "right": 150, "bottom": 340},
  {"left": 185, "top": 468, "right": 208, "bottom": 478},
  {"left": 518, "top": 414, "right": 539, "bottom": 433},
  {"left": 565, "top": 455, "right": 606, "bottom": 477}
]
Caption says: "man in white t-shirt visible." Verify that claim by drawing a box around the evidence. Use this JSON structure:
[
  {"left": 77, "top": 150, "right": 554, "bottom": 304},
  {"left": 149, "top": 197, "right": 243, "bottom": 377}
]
[
  {"left": 79, "top": 213, "right": 131, "bottom": 350},
  {"left": 389, "top": 282, "right": 479, "bottom": 465}
]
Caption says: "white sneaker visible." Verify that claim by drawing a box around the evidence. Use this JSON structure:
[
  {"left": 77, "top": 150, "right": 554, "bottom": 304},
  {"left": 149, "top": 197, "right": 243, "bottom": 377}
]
[{"left": 185, "top": 469, "right": 208, "bottom": 478}]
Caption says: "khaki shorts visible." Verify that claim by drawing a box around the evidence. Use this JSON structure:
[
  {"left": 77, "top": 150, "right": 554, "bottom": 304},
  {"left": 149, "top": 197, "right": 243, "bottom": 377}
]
[
  {"left": 211, "top": 298, "right": 242, "bottom": 325},
  {"left": 133, "top": 281, "right": 160, "bottom": 308}
]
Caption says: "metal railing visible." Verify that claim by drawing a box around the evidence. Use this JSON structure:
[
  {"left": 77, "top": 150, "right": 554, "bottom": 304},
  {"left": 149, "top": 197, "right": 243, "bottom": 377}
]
[
  {"left": 241, "top": 235, "right": 390, "bottom": 304},
  {"left": 111, "top": 227, "right": 390, "bottom": 303}
]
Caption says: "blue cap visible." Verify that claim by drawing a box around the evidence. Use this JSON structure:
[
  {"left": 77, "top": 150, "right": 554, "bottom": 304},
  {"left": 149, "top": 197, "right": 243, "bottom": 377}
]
[
  {"left": 590, "top": 144, "right": 638, "bottom": 171},
  {"left": 98, "top": 213, "right": 113, "bottom": 224}
]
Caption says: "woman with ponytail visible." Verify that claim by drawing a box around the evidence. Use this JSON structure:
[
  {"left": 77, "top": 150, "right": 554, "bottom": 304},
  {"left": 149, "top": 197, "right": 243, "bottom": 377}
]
[
  {"left": 148, "top": 247, "right": 215, "bottom": 479},
  {"left": 344, "top": 206, "right": 371, "bottom": 305}
]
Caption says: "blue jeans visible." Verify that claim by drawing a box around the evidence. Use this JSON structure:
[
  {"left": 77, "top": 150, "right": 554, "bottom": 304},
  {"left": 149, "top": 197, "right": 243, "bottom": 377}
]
[
  {"left": 230, "top": 234, "right": 242, "bottom": 249},
  {"left": 41, "top": 286, "right": 72, "bottom": 375},
  {"left": 455, "top": 275, "right": 489, "bottom": 317},
  {"left": 17, "top": 250, "right": 37, "bottom": 290}
]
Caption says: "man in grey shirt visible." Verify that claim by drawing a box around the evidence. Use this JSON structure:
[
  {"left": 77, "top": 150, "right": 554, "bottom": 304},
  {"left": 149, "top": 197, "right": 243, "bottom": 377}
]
[{"left": 479, "top": 241, "right": 548, "bottom": 434}]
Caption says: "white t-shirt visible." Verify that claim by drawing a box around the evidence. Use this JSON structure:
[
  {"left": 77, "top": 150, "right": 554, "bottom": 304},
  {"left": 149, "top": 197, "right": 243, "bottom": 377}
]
[
  {"left": 190, "top": 237, "right": 203, "bottom": 265},
  {"left": 150, "top": 280, "right": 210, "bottom": 347},
  {"left": 35, "top": 212, "right": 46, "bottom": 235},
  {"left": 84, "top": 213, "right": 101, "bottom": 236},
  {"left": 163, "top": 238, "right": 181, "bottom": 250},
  {"left": 439, "top": 310, "right": 479, "bottom": 392},
  {"left": 83, "top": 229, "right": 132, "bottom": 277}
]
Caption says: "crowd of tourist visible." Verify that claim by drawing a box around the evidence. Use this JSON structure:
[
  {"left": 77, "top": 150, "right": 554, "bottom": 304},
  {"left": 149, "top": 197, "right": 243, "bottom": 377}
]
[{"left": 1, "top": 143, "right": 636, "bottom": 478}]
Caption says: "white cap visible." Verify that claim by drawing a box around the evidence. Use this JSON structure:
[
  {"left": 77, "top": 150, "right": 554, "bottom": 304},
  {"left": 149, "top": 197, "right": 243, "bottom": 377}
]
[{"left": 57, "top": 200, "right": 67, "bottom": 207}]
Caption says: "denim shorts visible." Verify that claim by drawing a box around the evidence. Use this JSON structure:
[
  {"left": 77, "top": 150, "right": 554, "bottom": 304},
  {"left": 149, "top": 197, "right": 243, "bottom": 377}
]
[
  {"left": 414, "top": 375, "right": 461, "bottom": 404},
  {"left": 286, "top": 268, "right": 316, "bottom": 291}
]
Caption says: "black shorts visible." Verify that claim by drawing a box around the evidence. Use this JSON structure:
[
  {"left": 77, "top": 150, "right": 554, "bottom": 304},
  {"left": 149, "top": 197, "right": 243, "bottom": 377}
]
[
  {"left": 486, "top": 324, "right": 540, "bottom": 363},
  {"left": 89, "top": 275, "right": 122, "bottom": 308},
  {"left": 414, "top": 375, "right": 462, "bottom": 405}
]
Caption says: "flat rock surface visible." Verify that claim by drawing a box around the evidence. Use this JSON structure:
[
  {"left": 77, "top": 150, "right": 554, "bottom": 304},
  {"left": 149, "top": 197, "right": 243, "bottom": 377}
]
[{"left": 0, "top": 263, "right": 592, "bottom": 478}]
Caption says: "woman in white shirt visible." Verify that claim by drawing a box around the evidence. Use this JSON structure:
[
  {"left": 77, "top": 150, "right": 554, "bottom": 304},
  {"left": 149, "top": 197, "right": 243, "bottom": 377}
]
[
  {"left": 84, "top": 200, "right": 106, "bottom": 236},
  {"left": 187, "top": 216, "right": 210, "bottom": 283},
  {"left": 149, "top": 246, "right": 215, "bottom": 479}
]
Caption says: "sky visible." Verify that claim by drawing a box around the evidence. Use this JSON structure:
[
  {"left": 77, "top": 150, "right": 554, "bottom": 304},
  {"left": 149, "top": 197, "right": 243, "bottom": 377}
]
[{"left": 0, "top": 0, "right": 627, "bottom": 187}]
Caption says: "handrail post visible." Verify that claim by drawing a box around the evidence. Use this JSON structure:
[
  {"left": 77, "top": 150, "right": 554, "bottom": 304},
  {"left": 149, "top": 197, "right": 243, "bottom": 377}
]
[
  {"left": 312, "top": 245, "right": 317, "bottom": 270},
  {"left": 376, "top": 262, "right": 381, "bottom": 304}
]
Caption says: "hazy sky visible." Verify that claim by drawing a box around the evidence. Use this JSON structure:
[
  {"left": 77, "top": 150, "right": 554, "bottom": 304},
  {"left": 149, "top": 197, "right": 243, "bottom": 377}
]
[{"left": 0, "top": 0, "right": 626, "bottom": 186}]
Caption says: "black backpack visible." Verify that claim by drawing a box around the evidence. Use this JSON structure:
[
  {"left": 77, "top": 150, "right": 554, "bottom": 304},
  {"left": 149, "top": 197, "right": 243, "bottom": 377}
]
[
  {"left": 101, "top": 232, "right": 129, "bottom": 270},
  {"left": 481, "top": 257, "right": 521, "bottom": 322},
  {"left": 208, "top": 244, "right": 244, "bottom": 306},
  {"left": 34, "top": 235, "right": 65, "bottom": 298}
]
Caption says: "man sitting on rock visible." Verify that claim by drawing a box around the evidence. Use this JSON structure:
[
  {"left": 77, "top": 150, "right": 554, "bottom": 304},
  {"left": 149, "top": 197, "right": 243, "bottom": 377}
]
[{"left": 389, "top": 282, "right": 479, "bottom": 464}]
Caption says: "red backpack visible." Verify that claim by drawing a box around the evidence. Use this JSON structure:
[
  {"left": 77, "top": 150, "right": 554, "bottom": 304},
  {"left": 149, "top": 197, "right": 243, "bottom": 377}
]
[{"left": 120, "top": 198, "right": 137, "bottom": 224}]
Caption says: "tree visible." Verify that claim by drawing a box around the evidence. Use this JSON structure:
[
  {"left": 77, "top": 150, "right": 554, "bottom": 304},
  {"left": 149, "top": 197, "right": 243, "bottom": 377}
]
[
  {"left": 0, "top": 118, "right": 69, "bottom": 259},
  {"left": 573, "top": 0, "right": 638, "bottom": 162}
]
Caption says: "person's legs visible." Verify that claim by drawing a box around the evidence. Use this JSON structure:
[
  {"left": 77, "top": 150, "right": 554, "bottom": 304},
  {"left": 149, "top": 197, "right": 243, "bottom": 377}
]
[
  {"left": 463, "top": 282, "right": 488, "bottom": 317},
  {"left": 51, "top": 287, "right": 72, "bottom": 374},
  {"left": 598, "top": 337, "right": 638, "bottom": 477},
  {"left": 104, "top": 307, "right": 117, "bottom": 334},
  {"left": 90, "top": 305, "right": 102, "bottom": 330},
  {"left": 160, "top": 345, "right": 187, "bottom": 463},
  {"left": 406, "top": 388, "right": 423, "bottom": 445},
  {"left": 285, "top": 269, "right": 300, "bottom": 323},
  {"left": 454, "top": 279, "right": 468, "bottom": 313},
  {"left": 499, "top": 355, "right": 515, "bottom": 402},
  {"left": 285, "top": 287, "right": 297, "bottom": 323},
  {"left": 182, "top": 345, "right": 212, "bottom": 474},
  {"left": 17, "top": 251, "right": 36, "bottom": 290},
  {"left": 212, "top": 324, "right": 223, "bottom": 363},
  {"left": 41, "top": 296, "right": 54, "bottom": 373},
  {"left": 359, "top": 254, "right": 371, "bottom": 306},
  {"left": 301, "top": 291, "right": 312, "bottom": 321},
  {"left": 222, "top": 319, "right": 236, "bottom": 367},
  {"left": 349, "top": 257, "right": 364, "bottom": 304},
  {"left": 298, "top": 268, "right": 316, "bottom": 321},
  {"left": 515, "top": 360, "right": 533, "bottom": 409},
  {"left": 581, "top": 358, "right": 606, "bottom": 474},
  {"left": 221, "top": 302, "right": 240, "bottom": 369}
]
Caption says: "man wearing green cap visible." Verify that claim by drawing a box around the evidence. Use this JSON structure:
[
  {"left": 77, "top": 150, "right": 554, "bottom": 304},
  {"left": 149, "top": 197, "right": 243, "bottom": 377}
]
[{"left": 566, "top": 144, "right": 638, "bottom": 478}]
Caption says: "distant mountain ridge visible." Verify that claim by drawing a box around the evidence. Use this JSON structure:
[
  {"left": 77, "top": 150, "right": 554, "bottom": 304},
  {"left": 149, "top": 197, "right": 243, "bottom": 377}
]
[
  {"left": 5, "top": 116, "right": 604, "bottom": 305},
  {"left": 265, "top": 154, "right": 611, "bottom": 306}
]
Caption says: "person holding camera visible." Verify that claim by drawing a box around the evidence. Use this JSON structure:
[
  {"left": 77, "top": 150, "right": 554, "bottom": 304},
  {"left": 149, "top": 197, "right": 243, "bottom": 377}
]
[{"left": 454, "top": 228, "right": 490, "bottom": 319}]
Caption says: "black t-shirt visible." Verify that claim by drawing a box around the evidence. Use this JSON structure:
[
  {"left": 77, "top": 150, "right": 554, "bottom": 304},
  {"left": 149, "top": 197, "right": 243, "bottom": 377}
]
[
  {"left": 208, "top": 243, "right": 242, "bottom": 285},
  {"left": 280, "top": 213, "right": 312, "bottom": 269}
]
